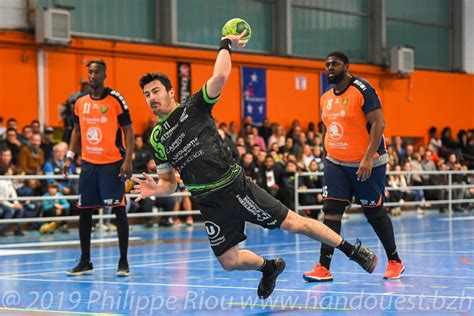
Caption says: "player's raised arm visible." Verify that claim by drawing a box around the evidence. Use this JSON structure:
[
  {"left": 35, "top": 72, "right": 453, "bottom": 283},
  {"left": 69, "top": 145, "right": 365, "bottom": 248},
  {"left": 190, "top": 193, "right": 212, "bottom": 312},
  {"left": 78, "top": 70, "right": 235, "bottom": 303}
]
[{"left": 205, "top": 23, "right": 249, "bottom": 99}]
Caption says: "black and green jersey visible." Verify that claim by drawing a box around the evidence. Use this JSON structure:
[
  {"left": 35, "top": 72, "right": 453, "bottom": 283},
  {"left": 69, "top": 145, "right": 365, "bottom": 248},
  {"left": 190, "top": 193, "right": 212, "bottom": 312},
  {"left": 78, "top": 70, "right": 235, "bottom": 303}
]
[{"left": 149, "top": 85, "right": 241, "bottom": 197}]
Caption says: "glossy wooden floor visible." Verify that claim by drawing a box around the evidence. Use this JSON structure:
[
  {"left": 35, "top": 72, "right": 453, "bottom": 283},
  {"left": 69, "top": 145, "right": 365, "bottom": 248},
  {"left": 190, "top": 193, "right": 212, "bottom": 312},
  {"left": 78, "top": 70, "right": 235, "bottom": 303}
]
[{"left": 0, "top": 211, "right": 473, "bottom": 315}]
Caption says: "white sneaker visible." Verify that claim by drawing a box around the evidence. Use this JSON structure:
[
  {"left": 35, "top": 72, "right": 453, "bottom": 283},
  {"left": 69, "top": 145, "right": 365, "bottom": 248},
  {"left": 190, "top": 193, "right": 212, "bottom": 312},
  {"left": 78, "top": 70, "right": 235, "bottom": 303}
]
[{"left": 416, "top": 208, "right": 425, "bottom": 216}]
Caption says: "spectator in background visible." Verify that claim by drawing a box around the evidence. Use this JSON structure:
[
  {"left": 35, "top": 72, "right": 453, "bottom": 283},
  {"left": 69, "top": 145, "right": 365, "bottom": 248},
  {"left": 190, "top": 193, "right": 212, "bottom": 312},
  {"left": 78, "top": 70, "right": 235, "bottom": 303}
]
[
  {"left": 252, "top": 126, "right": 266, "bottom": 151},
  {"left": 0, "top": 117, "right": 6, "bottom": 140},
  {"left": 280, "top": 137, "right": 294, "bottom": 154},
  {"left": 301, "top": 144, "right": 316, "bottom": 169},
  {"left": 44, "top": 142, "right": 75, "bottom": 195},
  {"left": 428, "top": 127, "right": 442, "bottom": 155},
  {"left": 392, "top": 136, "right": 405, "bottom": 162},
  {"left": 1, "top": 128, "right": 22, "bottom": 164},
  {"left": 218, "top": 124, "right": 239, "bottom": 160},
  {"left": 0, "top": 148, "right": 16, "bottom": 174},
  {"left": 19, "top": 125, "right": 33, "bottom": 146},
  {"left": 31, "top": 120, "right": 41, "bottom": 134},
  {"left": 268, "top": 124, "right": 286, "bottom": 148},
  {"left": 258, "top": 155, "right": 282, "bottom": 198},
  {"left": 6, "top": 118, "right": 18, "bottom": 131},
  {"left": 132, "top": 135, "right": 151, "bottom": 174},
  {"left": 0, "top": 164, "right": 25, "bottom": 236},
  {"left": 61, "top": 80, "right": 90, "bottom": 143},
  {"left": 258, "top": 118, "right": 272, "bottom": 145},
  {"left": 40, "top": 182, "right": 71, "bottom": 234},
  {"left": 240, "top": 123, "right": 253, "bottom": 138},
  {"left": 441, "top": 127, "right": 462, "bottom": 160},
  {"left": 301, "top": 159, "right": 323, "bottom": 220},
  {"left": 18, "top": 133, "right": 44, "bottom": 176},
  {"left": 241, "top": 152, "right": 259, "bottom": 181},
  {"left": 287, "top": 119, "right": 301, "bottom": 139},
  {"left": 41, "top": 126, "right": 56, "bottom": 162},
  {"left": 228, "top": 121, "right": 238, "bottom": 143},
  {"left": 293, "top": 132, "right": 307, "bottom": 156},
  {"left": 142, "top": 117, "right": 157, "bottom": 150},
  {"left": 306, "top": 130, "right": 316, "bottom": 146},
  {"left": 277, "top": 160, "right": 299, "bottom": 210},
  {"left": 400, "top": 144, "right": 414, "bottom": 166},
  {"left": 402, "top": 161, "right": 425, "bottom": 215}
]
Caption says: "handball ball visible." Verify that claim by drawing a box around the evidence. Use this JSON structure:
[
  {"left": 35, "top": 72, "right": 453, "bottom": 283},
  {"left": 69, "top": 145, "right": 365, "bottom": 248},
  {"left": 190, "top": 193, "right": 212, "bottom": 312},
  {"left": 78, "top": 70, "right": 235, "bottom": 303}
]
[{"left": 222, "top": 18, "right": 251, "bottom": 41}]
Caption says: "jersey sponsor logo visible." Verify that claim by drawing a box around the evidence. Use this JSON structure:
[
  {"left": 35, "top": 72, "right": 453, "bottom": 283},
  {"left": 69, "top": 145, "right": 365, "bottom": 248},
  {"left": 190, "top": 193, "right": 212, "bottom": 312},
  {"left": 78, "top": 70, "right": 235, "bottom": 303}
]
[
  {"left": 179, "top": 107, "right": 189, "bottom": 122},
  {"left": 342, "top": 98, "right": 349, "bottom": 106},
  {"left": 204, "top": 221, "right": 220, "bottom": 238},
  {"left": 86, "top": 127, "right": 102, "bottom": 145},
  {"left": 100, "top": 116, "right": 108, "bottom": 124},
  {"left": 150, "top": 126, "right": 167, "bottom": 161},
  {"left": 172, "top": 137, "right": 199, "bottom": 161},
  {"left": 236, "top": 194, "right": 272, "bottom": 222},
  {"left": 167, "top": 132, "right": 186, "bottom": 154},
  {"left": 328, "top": 122, "right": 343, "bottom": 140},
  {"left": 161, "top": 124, "right": 179, "bottom": 141},
  {"left": 205, "top": 221, "right": 226, "bottom": 247},
  {"left": 176, "top": 149, "right": 204, "bottom": 173},
  {"left": 100, "top": 106, "right": 108, "bottom": 114}
]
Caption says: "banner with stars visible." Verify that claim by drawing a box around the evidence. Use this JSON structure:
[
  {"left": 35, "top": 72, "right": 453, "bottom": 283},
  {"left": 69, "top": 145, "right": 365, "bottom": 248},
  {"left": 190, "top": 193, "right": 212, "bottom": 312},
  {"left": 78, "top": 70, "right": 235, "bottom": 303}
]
[{"left": 241, "top": 67, "right": 267, "bottom": 126}]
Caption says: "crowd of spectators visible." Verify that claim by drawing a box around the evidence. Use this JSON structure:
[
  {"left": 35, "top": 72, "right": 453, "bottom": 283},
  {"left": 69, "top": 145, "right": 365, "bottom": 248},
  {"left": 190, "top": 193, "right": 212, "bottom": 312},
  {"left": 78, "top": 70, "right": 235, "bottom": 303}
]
[{"left": 0, "top": 113, "right": 473, "bottom": 236}]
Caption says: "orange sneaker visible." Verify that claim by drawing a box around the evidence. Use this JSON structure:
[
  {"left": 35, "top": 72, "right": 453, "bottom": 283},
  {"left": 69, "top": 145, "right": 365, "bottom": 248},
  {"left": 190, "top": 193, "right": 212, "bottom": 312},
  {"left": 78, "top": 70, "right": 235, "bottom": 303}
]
[
  {"left": 383, "top": 260, "right": 405, "bottom": 280},
  {"left": 303, "top": 263, "right": 333, "bottom": 282}
]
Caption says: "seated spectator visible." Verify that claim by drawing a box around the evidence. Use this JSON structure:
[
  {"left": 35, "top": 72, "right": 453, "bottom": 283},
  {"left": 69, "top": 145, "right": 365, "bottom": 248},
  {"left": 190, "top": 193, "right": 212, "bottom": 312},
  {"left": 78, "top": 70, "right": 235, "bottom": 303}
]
[
  {"left": 0, "top": 164, "right": 25, "bottom": 236},
  {"left": 277, "top": 160, "right": 299, "bottom": 210},
  {"left": 241, "top": 152, "right": 259, "bottom": 182},
  {"left": 258, "top": 118, "right": 272, "bottom": 145},
  {"left": 300, "top": 159, "right": 323, "bottom": 220},
  {"left": 402, "top": 161, "right": 426, "bottom": 214},
  {"left": 0, "top": 147, "right": 16, "bottom": 174},
  {"left": 441, "top": 127, "right": 462, "bottom": 160},
  {"left": 44, "top": 142, "right": 75, "bottom": 195},
  {"left": 30, "top": 120, "right": 41, "bottom": 134},
  {"left": 392, "top": 136, "right": 405, "bottom": 162},
  {"left": 301, "top": 144, "right": 316, "bottom": 169},
  {"left": 258, "top": 155, "right": 282, "bottom": 198},
  {"left": 268, "top": 124, "right": 286, "bottom": 148},
  {"left": 18, "top": 125, "right": 33, "bottom": 146},
  {"left": 40, "top": 182, "right": 70, "bottom": 234},
  {"left": 292, "top": 132, "right": 307, "bottom": 156},
  {"left": 41, "top": 126, "right": 56, "bottom": 162},
  {"left": 251, "top": 126, "right": 266, "bottom": 151},
  {"left": 132, "top": 135, "right": 151, "bottom": 174},
  {"left": 280, "top": 137, "right": 294, "bottom": 154},
  {"left": 18, "top": 133, "right": 44, "bottom": 175},
  {"left": 1, "top": 128, "right": 22, "bottom": 165},
  {"left": 0, "top": 116, "right": 6, "bottom": 140},
  {"left": 228, "top": 121, "right": 238, "bottom": 143}
]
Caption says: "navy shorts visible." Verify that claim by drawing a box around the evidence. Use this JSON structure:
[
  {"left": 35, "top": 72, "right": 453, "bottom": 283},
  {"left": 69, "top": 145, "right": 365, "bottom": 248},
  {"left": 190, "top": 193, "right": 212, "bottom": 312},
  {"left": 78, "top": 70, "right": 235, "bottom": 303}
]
[
  {"left": 323, "top": 159, "right": 386, "bottom": 208},
  {"left": 195, "top": 172, "right": 289, "bottom": 257},
  {"left": 78, "top": 160, "right": 126, "bottom": 208}
]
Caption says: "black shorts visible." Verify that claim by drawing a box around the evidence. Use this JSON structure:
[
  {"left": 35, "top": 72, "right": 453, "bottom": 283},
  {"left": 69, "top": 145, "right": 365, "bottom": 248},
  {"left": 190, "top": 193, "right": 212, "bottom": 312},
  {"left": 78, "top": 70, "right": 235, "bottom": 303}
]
[
  {"left": 78, "top": 160, "right": 126, "bottom": 208},
  {"left": 195, "top": 172, "right": 289, "bottom": 257}
]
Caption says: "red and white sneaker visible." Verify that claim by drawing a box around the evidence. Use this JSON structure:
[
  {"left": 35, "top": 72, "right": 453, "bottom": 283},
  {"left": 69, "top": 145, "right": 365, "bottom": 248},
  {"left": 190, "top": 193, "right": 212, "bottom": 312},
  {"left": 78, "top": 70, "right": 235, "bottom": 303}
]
[
  {"left": 303, "top": 263, "right": 333, "bottom": 282},
  {"left": 383, "top": 260, "right": 405, "bottom": 279}
]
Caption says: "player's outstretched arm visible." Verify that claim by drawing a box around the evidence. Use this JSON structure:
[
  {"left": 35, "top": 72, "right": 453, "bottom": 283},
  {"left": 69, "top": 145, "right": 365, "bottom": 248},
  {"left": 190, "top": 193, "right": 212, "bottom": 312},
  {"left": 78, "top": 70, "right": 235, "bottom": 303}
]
[
  {"left": 131, "top": 171, "right": 177, "bottom": 202},
  {"left": 205, "top": 31, "right": 248, "bottom": 99}
]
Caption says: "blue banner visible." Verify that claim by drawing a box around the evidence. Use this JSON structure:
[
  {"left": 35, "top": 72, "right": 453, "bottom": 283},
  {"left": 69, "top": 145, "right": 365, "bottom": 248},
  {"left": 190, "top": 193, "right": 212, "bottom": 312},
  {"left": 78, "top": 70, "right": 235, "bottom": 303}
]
[{"left": 242, "top": 67, "right": 266, "bottom": 126}]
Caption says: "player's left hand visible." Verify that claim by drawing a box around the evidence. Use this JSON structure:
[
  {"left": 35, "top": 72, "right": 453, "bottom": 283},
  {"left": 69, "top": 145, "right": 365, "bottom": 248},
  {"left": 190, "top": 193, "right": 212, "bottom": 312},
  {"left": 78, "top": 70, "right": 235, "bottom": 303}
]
[
  {"left": 119, "top": 159, "right": 133, "bottom": 182},
  {"left": 356, "top": 157, "right": 373, "bottom": 182}
]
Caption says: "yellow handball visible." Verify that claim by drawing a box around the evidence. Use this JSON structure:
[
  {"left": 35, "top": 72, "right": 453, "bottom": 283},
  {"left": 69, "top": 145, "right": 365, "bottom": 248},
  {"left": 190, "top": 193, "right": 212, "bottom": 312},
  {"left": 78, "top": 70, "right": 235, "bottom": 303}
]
[{"left": 222, "top": 18, "right": 251, "bottom": 41}]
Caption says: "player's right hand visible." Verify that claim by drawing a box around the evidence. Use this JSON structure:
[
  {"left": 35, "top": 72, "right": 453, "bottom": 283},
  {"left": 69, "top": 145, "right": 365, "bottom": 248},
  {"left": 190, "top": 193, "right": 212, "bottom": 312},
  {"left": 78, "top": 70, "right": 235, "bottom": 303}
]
[
  {"left": 131, "top": 172, "right": 159, "bottom": 202},
  {"left": 62, "top": 159, "right": 72, "bottom": 178}
]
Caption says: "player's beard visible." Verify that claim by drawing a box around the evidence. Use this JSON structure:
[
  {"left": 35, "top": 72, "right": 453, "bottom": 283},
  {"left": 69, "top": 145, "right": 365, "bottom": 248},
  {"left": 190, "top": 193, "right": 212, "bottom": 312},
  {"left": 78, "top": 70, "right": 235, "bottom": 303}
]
[{"left": 328, "top": 71, "right": 346, "bottom": 84}]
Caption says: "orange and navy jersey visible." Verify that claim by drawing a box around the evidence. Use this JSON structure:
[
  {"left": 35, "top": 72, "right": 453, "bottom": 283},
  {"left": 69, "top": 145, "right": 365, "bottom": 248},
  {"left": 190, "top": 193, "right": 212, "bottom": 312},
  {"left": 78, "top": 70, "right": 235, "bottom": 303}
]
[
  {"left": 73, "top": 88, "right": 132, "bottom": 164},
  {"left": 320, "top": 77, "right": 386, "bottom": 163}
]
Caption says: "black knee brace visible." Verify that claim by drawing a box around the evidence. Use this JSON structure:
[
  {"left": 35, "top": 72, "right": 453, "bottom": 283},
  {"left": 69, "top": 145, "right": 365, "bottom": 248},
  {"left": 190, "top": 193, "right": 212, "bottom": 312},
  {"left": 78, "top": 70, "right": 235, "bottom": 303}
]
[{"left": 322, "top": 200, "right": 348, "bottom": 216}]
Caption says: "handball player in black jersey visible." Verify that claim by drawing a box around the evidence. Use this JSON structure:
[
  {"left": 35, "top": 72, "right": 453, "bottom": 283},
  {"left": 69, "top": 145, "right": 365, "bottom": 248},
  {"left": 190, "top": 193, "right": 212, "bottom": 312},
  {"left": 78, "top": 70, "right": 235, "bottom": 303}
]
[{"left": 131, "top": 31, "right": 377, "bottom": 299}]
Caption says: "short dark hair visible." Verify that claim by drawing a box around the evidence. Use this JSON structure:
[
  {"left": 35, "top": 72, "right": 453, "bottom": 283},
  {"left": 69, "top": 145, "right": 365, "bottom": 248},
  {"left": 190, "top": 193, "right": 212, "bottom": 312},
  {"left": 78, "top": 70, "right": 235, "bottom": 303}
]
[
  {"left": 326, "top": 51, "right": 350, "bottom": 64},
  {"left": 139, "top": 72, "right": 172, "bottom": 91},
  {"left": 87, "top": 59, "right": 107, "bottom": 72}
]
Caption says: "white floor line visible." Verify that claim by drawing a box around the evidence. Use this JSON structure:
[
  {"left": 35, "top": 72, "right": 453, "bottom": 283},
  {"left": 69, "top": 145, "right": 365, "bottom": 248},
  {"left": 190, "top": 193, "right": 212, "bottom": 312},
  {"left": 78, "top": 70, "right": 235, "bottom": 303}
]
[{"left": 0, "top": 237, "right": 142, "bottom": 248}]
